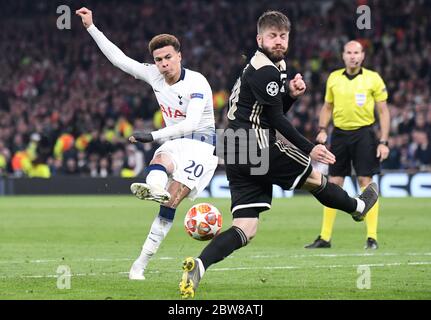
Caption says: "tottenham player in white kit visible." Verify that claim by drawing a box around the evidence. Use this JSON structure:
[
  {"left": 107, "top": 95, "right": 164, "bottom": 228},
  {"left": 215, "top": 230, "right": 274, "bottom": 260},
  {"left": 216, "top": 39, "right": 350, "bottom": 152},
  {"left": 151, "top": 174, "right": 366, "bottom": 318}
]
[{"left": 77, "top": 8, "right": 218, "bottom": 280}]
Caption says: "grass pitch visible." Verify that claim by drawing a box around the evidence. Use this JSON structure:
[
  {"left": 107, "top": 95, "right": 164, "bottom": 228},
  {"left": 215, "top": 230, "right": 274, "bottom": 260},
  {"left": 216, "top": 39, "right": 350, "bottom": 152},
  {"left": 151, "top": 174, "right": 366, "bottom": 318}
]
[{"left": 0, "top": 196, "right": 430, "bottom": 300}]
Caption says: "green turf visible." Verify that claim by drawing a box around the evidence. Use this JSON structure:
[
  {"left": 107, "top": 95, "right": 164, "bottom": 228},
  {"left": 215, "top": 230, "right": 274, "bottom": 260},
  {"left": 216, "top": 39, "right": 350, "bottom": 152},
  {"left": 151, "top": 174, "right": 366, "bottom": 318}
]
[{"left": 0, "top": 196, "right": 430, "bottom": 300}]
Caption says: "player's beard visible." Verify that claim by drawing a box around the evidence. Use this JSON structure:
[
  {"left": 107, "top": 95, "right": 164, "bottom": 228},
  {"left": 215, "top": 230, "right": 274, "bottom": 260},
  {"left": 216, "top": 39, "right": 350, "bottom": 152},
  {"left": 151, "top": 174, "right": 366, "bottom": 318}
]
[{"left": 260, "top": 44, "right": 288, "bottom": 63}]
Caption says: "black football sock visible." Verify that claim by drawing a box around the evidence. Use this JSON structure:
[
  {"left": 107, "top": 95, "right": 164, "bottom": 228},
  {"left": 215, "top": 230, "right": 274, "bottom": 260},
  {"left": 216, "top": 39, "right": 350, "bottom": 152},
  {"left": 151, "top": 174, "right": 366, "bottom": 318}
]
[
  {"left": 198, "top": 226, "right": 247, "bottom": 270},
  {"left": 310, "top": 176, "right": 357, "bottom": 214}
]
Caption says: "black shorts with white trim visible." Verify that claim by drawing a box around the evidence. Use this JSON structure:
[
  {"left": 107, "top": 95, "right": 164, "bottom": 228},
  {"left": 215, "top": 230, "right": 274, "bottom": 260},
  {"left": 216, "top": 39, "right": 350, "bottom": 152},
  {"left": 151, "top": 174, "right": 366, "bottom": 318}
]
[
  {"left": 225, "top": 140, "right": 313, "bottom": 219},
  {"left": 329, "top": 125, "right": 380, "bottom": 177}
]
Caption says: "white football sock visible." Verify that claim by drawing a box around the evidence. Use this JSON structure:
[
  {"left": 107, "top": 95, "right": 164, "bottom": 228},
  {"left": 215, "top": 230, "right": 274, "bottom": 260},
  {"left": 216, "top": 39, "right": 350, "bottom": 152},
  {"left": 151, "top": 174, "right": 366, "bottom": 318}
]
[
  {"left": 146, "top": 169, "right": 168, "bottom": 190},
  {"left": 196, "top": 258, "right": 205, "bottom": 277},
  {"left": 135, "top": 216, "right": 173, "bottom": 269},
  {"left": 355, "top": 198, "right": 366, "bottom": 213}
]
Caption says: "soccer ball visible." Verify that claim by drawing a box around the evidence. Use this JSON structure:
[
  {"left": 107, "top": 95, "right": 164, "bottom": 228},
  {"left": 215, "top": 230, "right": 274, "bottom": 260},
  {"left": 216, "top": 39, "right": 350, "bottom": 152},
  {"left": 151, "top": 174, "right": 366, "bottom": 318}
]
[{"left": 184, "top": 203, "right": 222, "bottom": 241}]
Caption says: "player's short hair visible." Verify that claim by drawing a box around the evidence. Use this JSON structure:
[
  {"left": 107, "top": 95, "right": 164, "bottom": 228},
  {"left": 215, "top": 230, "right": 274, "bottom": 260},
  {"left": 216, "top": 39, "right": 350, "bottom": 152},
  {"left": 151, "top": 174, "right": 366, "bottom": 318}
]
[
  {"left": 148, "top": 34, "right": 181, "bottom": 55},
  {"left": 257, "top": 10, "right": 291, "bottom": 34}
]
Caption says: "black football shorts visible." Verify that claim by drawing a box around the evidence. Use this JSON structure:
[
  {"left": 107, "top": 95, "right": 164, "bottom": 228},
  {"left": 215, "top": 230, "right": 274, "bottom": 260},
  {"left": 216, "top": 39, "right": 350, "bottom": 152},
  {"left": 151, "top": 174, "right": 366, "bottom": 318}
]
[
  {"left": 225, "top": 140, "right": 312, "bottom": 219},
  {"left": 328, "top": 125, "right": 380, "bottom": 177}
]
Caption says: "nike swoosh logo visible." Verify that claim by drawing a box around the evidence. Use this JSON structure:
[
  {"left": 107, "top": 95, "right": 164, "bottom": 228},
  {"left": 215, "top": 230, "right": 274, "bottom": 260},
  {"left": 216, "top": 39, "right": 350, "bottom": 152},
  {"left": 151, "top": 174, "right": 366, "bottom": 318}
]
[
  {"left": 187, "top": 177, "right": 196, "bottom": 181},
  {"left": 154, "top": 89, "right": 160, "bottom": 93}
]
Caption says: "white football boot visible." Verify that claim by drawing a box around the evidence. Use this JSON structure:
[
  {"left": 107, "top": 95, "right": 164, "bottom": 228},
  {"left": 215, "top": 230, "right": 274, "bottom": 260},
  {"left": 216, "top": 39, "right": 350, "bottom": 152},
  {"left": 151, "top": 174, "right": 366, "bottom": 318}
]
[
  {"left": 128, "top": 261, "right": 146, "bottom": 280},
  {"left": 130, "top": 183, "right": 171, "bottom": 203}
]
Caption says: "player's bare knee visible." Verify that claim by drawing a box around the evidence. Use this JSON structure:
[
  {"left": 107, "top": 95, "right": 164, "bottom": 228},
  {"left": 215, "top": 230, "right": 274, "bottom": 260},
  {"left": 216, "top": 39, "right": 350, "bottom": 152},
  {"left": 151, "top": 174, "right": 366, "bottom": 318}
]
[{"left": 150, "top": 153, "right": 175, "bottom": 174}]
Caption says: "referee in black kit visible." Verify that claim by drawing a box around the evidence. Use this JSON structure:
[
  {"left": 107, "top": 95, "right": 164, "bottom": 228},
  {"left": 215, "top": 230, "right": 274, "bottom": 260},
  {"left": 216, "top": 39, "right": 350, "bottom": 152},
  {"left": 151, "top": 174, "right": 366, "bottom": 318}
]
[{"left": 178, "top": 10, "right": 379, "bottom": 299}]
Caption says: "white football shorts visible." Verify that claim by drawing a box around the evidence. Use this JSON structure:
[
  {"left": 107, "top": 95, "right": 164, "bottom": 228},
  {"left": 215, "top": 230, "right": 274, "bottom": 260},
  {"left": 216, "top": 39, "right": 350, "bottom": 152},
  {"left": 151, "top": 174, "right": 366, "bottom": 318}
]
[{"left": 154, "top": 138, "right": 218, "bottom": 200}]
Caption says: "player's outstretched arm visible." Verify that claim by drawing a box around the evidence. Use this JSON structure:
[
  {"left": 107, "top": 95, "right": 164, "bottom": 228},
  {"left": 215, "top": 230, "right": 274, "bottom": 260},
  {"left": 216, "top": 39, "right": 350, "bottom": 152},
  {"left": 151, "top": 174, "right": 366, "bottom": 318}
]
[
  {"left": 265, "top": 109, "right": 315, "bottom": 154},
  {"left": 129, "top": 105, "right": 204, "bottom": 144},
  {"left": 128, "top": 95, "right": 207, "bottom": 144},
  {"left": 248, "top": 66, "right": 315, "bottom": 154},
  {"left": 76, "top": 7, "right": 150, "bottom": 81},
  {"left": 129, "top": 132, "right": 153, "bottom": 144}
]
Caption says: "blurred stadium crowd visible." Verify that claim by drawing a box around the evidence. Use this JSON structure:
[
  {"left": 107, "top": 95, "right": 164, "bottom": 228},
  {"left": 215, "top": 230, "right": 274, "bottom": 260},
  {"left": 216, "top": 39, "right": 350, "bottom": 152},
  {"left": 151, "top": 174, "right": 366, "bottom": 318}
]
[{"left": 0, "top": 0, "right": 430, "bottom": 178}]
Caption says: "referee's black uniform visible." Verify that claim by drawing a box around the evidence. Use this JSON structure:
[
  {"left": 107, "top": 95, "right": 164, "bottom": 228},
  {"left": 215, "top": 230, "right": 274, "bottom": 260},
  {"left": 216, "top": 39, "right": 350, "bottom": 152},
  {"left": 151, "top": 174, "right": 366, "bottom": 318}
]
[{"left": 225, "top": 49, "right": 315, "bottom": 218}]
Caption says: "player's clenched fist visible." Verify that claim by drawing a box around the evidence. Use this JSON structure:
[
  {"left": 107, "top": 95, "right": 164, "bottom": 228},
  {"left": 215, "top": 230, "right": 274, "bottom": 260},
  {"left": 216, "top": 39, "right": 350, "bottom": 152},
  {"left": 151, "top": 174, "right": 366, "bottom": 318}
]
[
  {"left": 289, "top": 73, "right": 306, "bottom": 98},
  {"left": 76, "top": 7, "right": 93, "bottom": 29}
]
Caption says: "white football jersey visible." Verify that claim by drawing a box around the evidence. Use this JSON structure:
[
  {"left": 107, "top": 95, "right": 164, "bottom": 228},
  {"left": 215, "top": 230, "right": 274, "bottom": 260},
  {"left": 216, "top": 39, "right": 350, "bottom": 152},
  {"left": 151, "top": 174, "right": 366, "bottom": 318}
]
[
  {"left": 134, "top": 64, "right": 215, "bottom": 139},
  {"left": 87, "top": 25, "right": 215, "bottom": 143}
]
